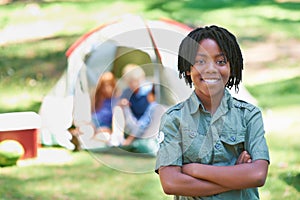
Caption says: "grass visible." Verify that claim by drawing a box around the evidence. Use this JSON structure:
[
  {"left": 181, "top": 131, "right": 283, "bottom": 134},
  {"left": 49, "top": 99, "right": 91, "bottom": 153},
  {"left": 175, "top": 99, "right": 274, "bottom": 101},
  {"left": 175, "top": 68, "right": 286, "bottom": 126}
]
[
  {"left": 1, "top": 0, "right": 300, "bottom": 113},
  {"left": 260, "top": 106, "right": 300, "bottom": 199},
  {"left": 0, "top": 36, "right": 74, "bottom": 112},
  {"left": 0, "top": 148, "right": 170, "bottom": 200},
  {"left": 0, "top": 125, "right": 299, "bottom": 200},
  {"left": 1, "top": 0, "right": 300, "bottom": 199},
  {"left": 248, "top": 76, "right": 300, "bottom": 109}
]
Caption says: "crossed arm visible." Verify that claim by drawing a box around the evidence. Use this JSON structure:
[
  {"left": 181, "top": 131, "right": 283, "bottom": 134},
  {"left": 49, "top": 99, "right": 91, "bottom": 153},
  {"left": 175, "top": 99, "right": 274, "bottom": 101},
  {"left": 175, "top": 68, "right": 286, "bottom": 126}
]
[{"left": 158, "top": 151, "right": 269, "bottom": 197}]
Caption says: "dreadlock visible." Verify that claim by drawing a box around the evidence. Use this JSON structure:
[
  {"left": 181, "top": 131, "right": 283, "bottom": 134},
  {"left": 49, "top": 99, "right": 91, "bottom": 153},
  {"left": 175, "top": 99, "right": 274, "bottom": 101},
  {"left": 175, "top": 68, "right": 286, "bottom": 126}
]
[{"left": 178, "top": 25, "right": 243, "bottom": 92}]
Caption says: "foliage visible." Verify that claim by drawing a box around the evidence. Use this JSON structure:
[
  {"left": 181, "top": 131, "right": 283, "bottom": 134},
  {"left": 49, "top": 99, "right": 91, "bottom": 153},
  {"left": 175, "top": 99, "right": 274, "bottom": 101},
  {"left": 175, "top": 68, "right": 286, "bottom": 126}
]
[{"left": 0, "top": 140, "right": 24, "bottom": 167}]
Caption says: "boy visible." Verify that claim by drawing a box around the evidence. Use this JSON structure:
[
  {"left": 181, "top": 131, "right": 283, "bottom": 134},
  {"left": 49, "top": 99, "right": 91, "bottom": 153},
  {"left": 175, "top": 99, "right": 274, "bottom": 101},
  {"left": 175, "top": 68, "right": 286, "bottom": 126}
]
[{"left": 155, "top": 25, "right": 270, "bottom": 199}]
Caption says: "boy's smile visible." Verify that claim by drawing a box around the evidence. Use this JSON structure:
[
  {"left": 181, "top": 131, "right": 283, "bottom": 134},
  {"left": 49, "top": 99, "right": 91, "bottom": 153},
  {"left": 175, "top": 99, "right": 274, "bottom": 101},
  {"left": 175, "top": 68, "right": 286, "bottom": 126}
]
[{"left": 201, "top": 77, "right": 221, "bottom": 84}]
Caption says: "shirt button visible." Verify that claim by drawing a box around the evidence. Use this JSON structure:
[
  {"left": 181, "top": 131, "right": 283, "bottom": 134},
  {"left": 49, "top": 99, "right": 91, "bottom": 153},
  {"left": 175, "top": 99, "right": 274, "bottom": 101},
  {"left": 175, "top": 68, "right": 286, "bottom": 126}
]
[
  {"left": 189, "top": 132, "right": 196, "bottom": 138},
  {"left": 215, "top": 143, "right": 221, "bottom": 150},
  {"left": 230, "top": 136, "right": 236, "bottom": 142}
]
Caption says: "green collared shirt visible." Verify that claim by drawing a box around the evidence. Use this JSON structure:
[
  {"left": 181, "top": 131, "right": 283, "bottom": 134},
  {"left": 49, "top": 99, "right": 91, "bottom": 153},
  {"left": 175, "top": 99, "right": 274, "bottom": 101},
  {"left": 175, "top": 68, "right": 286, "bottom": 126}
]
[{"left": 155, "top": 89, "right": 270, "bottom": 200}]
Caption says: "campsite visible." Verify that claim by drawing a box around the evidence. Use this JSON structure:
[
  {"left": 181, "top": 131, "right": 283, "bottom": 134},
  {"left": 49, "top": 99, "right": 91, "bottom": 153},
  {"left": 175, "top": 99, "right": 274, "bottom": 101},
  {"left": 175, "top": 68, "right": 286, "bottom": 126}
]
[{"left": 1, "top": 0, "right": 300, "bottom": 199}]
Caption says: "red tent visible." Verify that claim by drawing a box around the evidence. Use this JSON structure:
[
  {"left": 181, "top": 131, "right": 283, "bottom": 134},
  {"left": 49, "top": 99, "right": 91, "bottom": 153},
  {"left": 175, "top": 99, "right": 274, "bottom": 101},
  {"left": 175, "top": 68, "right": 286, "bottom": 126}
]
[{"left": 39, "top": 15, "right": 193, "bottom": 150}]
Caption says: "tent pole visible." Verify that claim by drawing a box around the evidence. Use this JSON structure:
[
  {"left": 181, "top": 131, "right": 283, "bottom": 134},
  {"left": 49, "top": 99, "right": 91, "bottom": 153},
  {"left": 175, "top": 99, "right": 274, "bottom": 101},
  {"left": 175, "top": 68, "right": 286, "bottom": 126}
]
[{"left": 144, "top": 20, "right": 163, "bottom": 104}]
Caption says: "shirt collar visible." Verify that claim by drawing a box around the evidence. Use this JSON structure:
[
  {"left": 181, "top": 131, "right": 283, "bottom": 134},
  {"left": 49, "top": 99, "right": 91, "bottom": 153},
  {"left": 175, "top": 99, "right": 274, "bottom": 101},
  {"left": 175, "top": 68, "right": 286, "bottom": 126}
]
[
  {"left": 216, "top": 89, "right": 232, "bottom": 115},
  {"left": 189, "top": 89, "right": 233, "bottom": 115},
  {"left": 189, "top": 91, "right": 205, "bottom": 114}
]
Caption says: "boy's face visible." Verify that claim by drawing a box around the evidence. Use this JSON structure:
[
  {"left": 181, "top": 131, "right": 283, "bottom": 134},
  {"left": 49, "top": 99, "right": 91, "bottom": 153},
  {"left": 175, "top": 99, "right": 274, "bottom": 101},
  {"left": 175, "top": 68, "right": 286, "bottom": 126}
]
[
  {"left": 127, "top": 78, "right": 141, "bottom": 93},
  {"left": 188, "top": 38, "right": 230, "bottom": 98}
]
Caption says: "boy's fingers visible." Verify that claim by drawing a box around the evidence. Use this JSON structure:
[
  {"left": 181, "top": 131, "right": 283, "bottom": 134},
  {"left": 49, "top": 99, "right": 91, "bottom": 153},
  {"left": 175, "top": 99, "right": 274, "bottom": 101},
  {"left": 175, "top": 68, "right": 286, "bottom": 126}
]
[
  {"left": 243, "top": 152, "right": 252, "bottom": 163},
  {"left": 236, "top": 151, "right": 253, "bottom": 164},
  {"left": 236, "top": 151, "right": 246, "bottom": 164}
]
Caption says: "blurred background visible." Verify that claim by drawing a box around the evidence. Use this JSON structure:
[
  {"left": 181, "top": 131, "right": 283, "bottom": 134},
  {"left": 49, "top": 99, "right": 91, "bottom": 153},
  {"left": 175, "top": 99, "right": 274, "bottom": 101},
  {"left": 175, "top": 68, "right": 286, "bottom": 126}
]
[{"left": 0, "top": 0, "right": 299, "bottom": 199}]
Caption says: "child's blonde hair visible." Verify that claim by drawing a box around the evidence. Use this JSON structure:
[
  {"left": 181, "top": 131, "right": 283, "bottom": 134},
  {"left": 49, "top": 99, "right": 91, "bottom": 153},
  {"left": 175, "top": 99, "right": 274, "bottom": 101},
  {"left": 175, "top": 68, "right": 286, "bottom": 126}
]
[{"left": 122, "top": 64, "right": 145, "bottom": 82}]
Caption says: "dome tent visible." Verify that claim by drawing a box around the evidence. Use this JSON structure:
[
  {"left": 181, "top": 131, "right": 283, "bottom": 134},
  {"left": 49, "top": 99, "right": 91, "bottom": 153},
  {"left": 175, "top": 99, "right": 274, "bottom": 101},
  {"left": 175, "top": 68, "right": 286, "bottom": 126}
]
[{"left": 39, "top": 14, "right": 193, "bottom": 150}]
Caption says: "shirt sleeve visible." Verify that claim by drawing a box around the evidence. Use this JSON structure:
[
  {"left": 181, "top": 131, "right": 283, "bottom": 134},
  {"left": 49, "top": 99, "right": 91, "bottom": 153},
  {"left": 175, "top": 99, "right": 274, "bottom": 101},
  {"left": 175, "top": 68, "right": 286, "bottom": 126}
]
[
  {"left": 155, "top": 111, "right": 183, "bottom": 173},
  {"left": 245, "top": 107, "right": 270, "bottom": 163}
]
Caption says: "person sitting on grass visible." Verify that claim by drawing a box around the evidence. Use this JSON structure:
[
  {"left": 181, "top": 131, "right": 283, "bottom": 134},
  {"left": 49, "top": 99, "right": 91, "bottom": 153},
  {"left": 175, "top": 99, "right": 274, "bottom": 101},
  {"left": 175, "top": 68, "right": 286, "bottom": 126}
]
[
  {"left": 109, "top": 64, "right": 164, "bottom": 155},
  {"left": 91, "top": 71, "right": 119, "bottom": 142},
  {"left": 121, "top": 84, "right": 158, "bottom": 145},
  {"left": 70, "top": 71, "right": 120, "bottom": 150}
]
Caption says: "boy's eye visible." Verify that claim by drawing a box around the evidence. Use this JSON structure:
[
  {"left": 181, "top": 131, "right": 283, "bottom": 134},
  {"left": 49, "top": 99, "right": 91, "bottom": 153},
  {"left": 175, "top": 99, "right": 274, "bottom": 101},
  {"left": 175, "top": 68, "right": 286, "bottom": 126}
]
[
  {"left": 217, "top": 60, "right": 227, "bottom": 65},
  {"left": 194, "top": 59, "right": 205, "bottom": 65}
]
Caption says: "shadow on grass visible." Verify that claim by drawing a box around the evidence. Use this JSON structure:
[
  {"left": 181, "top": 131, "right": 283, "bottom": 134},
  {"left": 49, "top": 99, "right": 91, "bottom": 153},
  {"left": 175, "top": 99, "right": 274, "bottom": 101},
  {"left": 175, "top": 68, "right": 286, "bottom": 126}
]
[
  {"left": 247, "top": 76, "right": 300, "bottom": 109},
  {"left": 280, "top": 172, "right": 300, "bottom": 192},
  {"left": 0, "top": 34, "right": 81, "bottom": 113},
  {"left": 144, "top": 0, "right": 265, "bottom": 11},
  {"left": 143, "top": 0, "right": 300, "bottom": 12},
  {"left": 9, "top": 0, "right": 300, "bottom": 11},
  {"left": 0, "top": 35, "right": 79, "bottom": 83},
  {"left": 0, "top": 176, "right": 25, "bottom": 200}
]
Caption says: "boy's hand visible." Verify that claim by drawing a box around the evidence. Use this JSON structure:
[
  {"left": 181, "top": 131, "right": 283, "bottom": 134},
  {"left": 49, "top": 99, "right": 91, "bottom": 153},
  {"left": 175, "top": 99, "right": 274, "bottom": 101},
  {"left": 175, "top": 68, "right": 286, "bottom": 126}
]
[
  {"left": 182, "top": 163, "right": 197, "bottom": 177},
  {"left": 236, "top": 151, "right": 252, "bottom": 165},
  {"left": 119, "top": 98, "right": 130, "bottom": 107}
]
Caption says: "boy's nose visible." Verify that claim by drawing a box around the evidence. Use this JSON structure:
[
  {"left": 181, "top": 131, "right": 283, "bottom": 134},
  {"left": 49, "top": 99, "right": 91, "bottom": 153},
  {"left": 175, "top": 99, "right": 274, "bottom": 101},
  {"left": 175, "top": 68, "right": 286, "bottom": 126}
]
[{"left": 205, "top": 61, "right": 217, "bottom": 73}]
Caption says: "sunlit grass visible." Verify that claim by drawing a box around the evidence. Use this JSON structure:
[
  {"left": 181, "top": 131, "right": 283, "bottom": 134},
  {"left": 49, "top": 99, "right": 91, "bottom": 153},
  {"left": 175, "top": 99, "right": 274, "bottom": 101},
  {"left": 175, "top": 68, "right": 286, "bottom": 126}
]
[
  {"left": 1, "top": 110, "right": 299, "bottom": 200},
  {"left": 1, "top": 0, "right": 300, "bottom": 41},
  {"left": 0, "top": 92, "right": 41, "bottom": 113},
  {"left": 0, "top": 1, "right": 146, "bottom": 40},
  {"left": 171, "top": 3, "right": 300, "bottom": 40},
  {"left": 1, "top": 0, "right": 300, "bottom": 114},
  {"left": 259, "top": 105, "right": 300, "bottom": 200},
  {"left": 261, "top": 132, "right": 300, "bottom": 200},
  {"left": 247, "top": 76, "right": 300, "bottom": 109},
  {"left": 0, "top": 148, "right": 170, "bottom": 200}
]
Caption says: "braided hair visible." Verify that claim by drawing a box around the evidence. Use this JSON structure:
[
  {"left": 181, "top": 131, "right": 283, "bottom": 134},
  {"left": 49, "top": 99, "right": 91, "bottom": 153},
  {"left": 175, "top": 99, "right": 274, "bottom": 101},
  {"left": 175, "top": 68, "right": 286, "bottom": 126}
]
[{"left": 178, "top": 25, "right": 243, "bottom": 92}]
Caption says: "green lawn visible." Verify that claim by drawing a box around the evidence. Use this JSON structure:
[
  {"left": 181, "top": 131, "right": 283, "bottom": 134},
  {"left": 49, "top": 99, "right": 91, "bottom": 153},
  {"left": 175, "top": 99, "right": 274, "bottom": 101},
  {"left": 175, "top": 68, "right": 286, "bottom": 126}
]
[
  {"left": 0, "top": 148, "right": 170, "bottom": 200},
  {"left": 260, "top": 105, "right": 300, "bottom": 199},
  {"left": 1, "top": 0, "right": 300, "bottom": 199},
  {"left": 0, "top": 124, "right": 299, "bottom": 200}
]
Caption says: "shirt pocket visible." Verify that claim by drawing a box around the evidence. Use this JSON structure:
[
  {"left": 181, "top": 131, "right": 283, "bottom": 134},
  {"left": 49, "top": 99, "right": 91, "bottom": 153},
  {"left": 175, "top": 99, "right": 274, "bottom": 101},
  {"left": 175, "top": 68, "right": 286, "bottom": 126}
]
[
  {"left": 220, "top": 129, "right": 246, "bottom": 157},
  {"left": 181, "top": 128, "right": 209, "bottom": 163}
]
